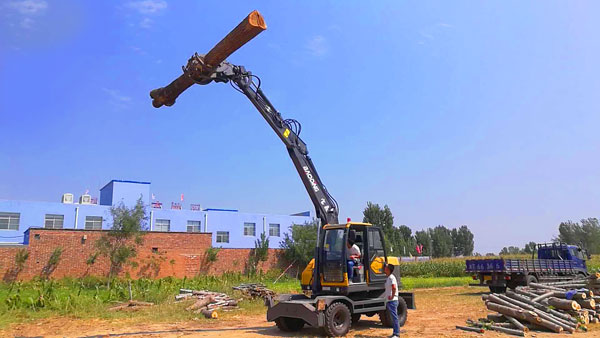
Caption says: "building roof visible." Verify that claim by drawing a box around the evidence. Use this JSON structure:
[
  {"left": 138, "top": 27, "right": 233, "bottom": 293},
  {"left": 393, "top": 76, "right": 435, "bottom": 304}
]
[{"left": 100, "top": 179, "right": 151, "bottom": 191}]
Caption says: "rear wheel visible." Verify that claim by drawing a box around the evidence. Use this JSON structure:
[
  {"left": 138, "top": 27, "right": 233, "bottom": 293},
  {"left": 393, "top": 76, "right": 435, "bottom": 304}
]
[
  {"left": 489, "top": 286, "right": 507, "bottom": 293},
  {"left": 274, "top": 317, "right": 304, "bottom": 332},
  {"left": 379, "top": 298, "right": 408, "bottom": 328},
  {"left": 526, "top": 275, "right": 538, "bottom": 286},
  {"left": 324, "top": 302, "right": 351, "bottom": 337}
]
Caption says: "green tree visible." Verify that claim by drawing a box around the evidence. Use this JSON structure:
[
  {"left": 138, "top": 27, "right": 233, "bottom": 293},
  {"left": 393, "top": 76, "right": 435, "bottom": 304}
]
[
  {"left": 362, "top": 202, "right": 412, "bottom": 256},
  {"left": 556, "top": 218, "right": 600, "bottom": 254},
  {"left": 95, "top": 198, "right": 147, "bottom": 284},
  {"left": 523, "top": 241, "right": 537, "bottom": 255},
  {"left": 430, "top": 226, "right": 453, "bottom": 257},
  {"left": 451, "top": 225, "right": 475, "bottom": 256},
  {"left": 280, "top": 220, "right": 319, "bottom": 268},
  {"left": 415, "top": 230, "right": 432, "bottom": 256},
  {"left": 499, "top": 246, "right": 522, "bottom": 255},
  {"left": 248, "top": 232, "right": 270, "bottom": 274}
]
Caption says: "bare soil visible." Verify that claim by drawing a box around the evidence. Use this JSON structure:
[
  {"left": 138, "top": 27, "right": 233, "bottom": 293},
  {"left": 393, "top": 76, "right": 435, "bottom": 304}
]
[{"left": 4, "top": 286, "right": 599, "bottom": 337}]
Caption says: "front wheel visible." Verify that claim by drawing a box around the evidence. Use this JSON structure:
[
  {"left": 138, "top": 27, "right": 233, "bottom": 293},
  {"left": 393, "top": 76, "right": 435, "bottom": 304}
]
[{"left": 324, "top": 302, "right": 351, "bottom": 337}]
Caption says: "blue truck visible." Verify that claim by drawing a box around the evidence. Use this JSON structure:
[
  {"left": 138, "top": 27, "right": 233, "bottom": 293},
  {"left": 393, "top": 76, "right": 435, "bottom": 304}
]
[{"left": 466, "top": 242, "right": 590, "bottom": 293}]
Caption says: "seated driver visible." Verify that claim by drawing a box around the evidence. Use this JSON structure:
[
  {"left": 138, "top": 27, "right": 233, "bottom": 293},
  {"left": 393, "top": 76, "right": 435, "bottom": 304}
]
[{"left": 346, "top": 239, "right": 361, "bottom": 281}]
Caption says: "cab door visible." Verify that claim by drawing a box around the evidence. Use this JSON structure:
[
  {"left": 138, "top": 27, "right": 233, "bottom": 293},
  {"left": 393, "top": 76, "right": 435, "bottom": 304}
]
[{"left": 367, "top": 227, "right": 387, "bottom": 284}]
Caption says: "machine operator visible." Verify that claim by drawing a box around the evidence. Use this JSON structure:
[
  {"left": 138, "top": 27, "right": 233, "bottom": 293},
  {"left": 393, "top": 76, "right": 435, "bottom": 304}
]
[{"left": 346, "top": 239, "right": 361, "bottom": 281}]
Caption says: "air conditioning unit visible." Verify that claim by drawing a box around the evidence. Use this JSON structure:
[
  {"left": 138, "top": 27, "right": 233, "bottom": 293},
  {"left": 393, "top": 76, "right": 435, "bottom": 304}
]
[
  {"left": 62, "top": 193, "right": 74, "bottom": 204},
  {"left": 79, "top": 194, "right": 92, "bottom": 204}
]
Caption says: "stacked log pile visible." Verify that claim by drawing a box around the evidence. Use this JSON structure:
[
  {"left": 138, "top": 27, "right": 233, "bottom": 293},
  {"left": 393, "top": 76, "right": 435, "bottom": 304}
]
[
  {"left": 177, "top": 289, "right": 240, "bottom": 318},
  {"left": 458, "top": 273, "right": 600, "bottom": 336},
  {"left": 232, "top": 283, "right": 275, "bottom": 299}
]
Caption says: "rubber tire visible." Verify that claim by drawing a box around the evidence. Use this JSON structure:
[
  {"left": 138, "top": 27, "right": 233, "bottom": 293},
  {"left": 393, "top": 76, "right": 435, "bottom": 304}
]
[
  {"left": 324, "top": 302, "right": 351, "bottom": 337},
  {"left": 379, "top": 298, "right": 408, "bottom": 328},
  {"left": 351, "top": 314, "right": 361, "bottom": 325},
  {"left": 275, "top": 317, "right": 304, "bottom": 332},
  {"left": 526, "top": 275, "right": 538, "bottom": 286},
  {"left": 489, "top": 286, "right": 507, "bottom": 293}
]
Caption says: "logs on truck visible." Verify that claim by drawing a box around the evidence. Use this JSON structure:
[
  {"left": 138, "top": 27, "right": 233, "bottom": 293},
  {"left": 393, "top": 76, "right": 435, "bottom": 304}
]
[
  {"left": 458, "top": 272, "right": 600, "bottom": 336},
  {"left": 177, "top": 289, "right": 240, "bottom": 318}
]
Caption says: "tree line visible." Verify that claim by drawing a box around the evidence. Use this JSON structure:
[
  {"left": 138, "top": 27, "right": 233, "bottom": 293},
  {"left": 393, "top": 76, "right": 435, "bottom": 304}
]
[
  {"left": 362, "top": 202, "right": 474, "bottom": 258},
  {"left": 498, "top": 218, "right": 600, "bottom": 256},
  {"left": 281, "top": 201, "right": 476, "bottom": 265}
]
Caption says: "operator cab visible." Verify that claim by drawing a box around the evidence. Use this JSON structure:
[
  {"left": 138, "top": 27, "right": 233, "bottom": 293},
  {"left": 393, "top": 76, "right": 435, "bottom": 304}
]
[{"left": 318, "top": 222, "right": 389, "bottom": 294}]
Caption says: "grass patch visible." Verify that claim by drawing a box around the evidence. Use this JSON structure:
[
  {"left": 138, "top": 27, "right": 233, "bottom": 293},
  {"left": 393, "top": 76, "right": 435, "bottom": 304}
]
[{"left": 401, "top": 276, "right": 471, "bottom": 290}]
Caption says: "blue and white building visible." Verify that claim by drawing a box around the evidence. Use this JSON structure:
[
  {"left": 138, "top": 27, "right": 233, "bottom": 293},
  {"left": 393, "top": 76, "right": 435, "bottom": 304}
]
[{"left": 0, "top": 180, "right": 312, "bottom": 248}]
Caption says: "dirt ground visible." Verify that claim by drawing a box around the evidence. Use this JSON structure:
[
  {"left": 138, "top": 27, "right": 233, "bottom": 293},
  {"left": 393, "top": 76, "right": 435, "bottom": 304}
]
[{"left": 4, "top": 286, "right": 599, "bottom": 338}]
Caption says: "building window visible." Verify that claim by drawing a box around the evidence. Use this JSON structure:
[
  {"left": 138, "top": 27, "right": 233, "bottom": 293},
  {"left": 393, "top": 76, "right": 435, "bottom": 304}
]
[
  {"left": 155, "top": 219, "right": 170, "bottom": 232},
  {"left": 0, "top": 212, "right": 20, "bottom": 230},
  {"left": 44, "top": 214, "right": 64, "bottom": 229},
  {"left": 269, "top": 223, "right": 280, "bottom": 237},
  {"left": 85, "top": 216, "right": 103, "bottom": 230},
  {"left": 216, "top": 231, "right": 229, "bottom": 243},
  {"left": 187, "top": 220, "right": 201, "bottom": 233},
  {"left": 244, "top": 222, "right": 256, "bottom": 236}
]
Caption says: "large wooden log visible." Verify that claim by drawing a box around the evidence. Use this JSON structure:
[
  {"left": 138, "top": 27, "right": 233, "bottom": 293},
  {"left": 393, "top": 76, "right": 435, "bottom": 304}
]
[
  {"left": 550, "top": 291, "right": 586, "bottom": 300},
  {"left": 578, "top": 298, "right": 596, "bottom": 310},
  {"left": 489, "top": 294, "right": 522, "bottom": 310},
  {"left": 547, "top": 297, "right": 581, "bottom": 311},
  {"left": 201, "top": 308, "right": 218, "bottom": 319},
  {"left": 529, "top": 282, "right": 565, "bottom": 291},
  {"left": 532, "top": 309, "right": 576, "bottom": 333},
  {"left": 186, "top": 296, "right": 215, "bottom": 311},
  {"left": 150, "top": 10, "right": 267, "bottom": 108},
  {"left": 487, "top": 313, "right": 507, "bottom": 322},
  {"left": 531, "top": 291, "right": 555, "bottom": 303},
  {"left": 534, "top": 318, "right": 564, "bottom": 333},
  {"left": 486, "top": 302, "right": 539, "bottom": 323},
  {"left": 455, "top": 325, "right": 484, "bottom": 333},
  {"left": 505, "top": 316, "right": 528, "bottom": 332},
  {"left": 490, "top": 325, "right": 525, "bottom": 336}
]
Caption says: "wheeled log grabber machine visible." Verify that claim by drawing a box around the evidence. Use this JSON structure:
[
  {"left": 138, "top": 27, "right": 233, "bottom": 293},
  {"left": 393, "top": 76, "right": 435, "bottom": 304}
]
[{"left": 149, "top": 10, "right": 415, "bottom": 336}]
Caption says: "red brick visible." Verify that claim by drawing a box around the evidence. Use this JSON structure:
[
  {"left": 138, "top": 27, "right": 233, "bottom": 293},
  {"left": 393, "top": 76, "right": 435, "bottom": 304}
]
[{"left": 0, "top": 229, "right": 283, "bottom": 281}]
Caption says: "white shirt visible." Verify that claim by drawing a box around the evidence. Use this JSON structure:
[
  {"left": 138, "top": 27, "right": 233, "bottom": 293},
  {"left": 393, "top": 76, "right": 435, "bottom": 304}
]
[
  {"left": 385, "top": 274, "right": 399, "bottom": 301},
  {"left": 347, "top": 244, "right": 361, "bottom": 260}
]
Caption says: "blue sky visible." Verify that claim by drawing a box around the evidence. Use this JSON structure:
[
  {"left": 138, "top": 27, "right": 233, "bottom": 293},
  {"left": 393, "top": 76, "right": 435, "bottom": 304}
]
[{"left": 1, "top": 1, "right": 599, "bottom": 254}]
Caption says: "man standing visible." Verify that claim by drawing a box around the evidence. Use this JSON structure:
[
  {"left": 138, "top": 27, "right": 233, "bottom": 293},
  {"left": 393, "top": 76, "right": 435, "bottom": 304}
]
[
  {"left": 346, "top": 240, "right": 361, "bottom": 282},
  {"left": 385, "top": 263, "right": 400, "bottom": 338}
]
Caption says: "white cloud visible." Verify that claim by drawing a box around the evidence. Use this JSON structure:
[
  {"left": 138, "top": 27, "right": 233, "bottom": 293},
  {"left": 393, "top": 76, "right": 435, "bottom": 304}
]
[
  {"left": 305, "top": 35, "right": 329, "bottom": 57},
  {"left": 140, "top": 17, "right": 153, "bottom": 29},
  {"left": 123, "top": 0, "right": 166, "bottom": 29},
  {"left": 8, "top": 0, "right": 47, "bottom": 15},
  {"left": 103, "top": 88, "right": 132, "bottom": 110},
  {"left": 126, "top": 0, "right": 167, "bottom": 15},
  {"left": 5, "top": 0, "right": 47, "bottom": 29},
  {"left": 20, "top": 17, "right": 35, "bottom": 29}
]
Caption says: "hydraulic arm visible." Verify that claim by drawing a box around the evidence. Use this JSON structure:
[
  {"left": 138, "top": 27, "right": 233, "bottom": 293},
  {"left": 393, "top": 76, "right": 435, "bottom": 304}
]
[
  {"left": 149, "top": 11, "right": 337, "bottom": 293},
  {"left": 186, "top": 60, "right": 340, "bottom": 225}
]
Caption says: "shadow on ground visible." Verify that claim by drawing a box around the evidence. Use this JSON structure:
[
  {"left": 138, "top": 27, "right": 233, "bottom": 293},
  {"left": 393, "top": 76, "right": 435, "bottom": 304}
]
[{"left": 76, "top": 319, "right": 390, "bottom": 338}]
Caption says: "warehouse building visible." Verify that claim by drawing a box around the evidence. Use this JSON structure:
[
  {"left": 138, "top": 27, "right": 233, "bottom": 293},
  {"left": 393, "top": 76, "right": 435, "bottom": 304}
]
[{"left": 0, "top": 179, "right": 312, "bottom": 248}]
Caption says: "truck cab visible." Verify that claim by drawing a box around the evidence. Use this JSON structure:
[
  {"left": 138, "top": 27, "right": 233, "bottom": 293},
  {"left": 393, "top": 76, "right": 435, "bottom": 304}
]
[{"left": 536, "top": 243, "right": 589, "bottom": 274}]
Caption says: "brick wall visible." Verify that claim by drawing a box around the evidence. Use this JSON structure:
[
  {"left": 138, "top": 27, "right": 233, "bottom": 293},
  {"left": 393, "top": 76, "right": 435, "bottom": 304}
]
[{"left": 0, "top": 229, "right": 284, "bottom": 281}]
